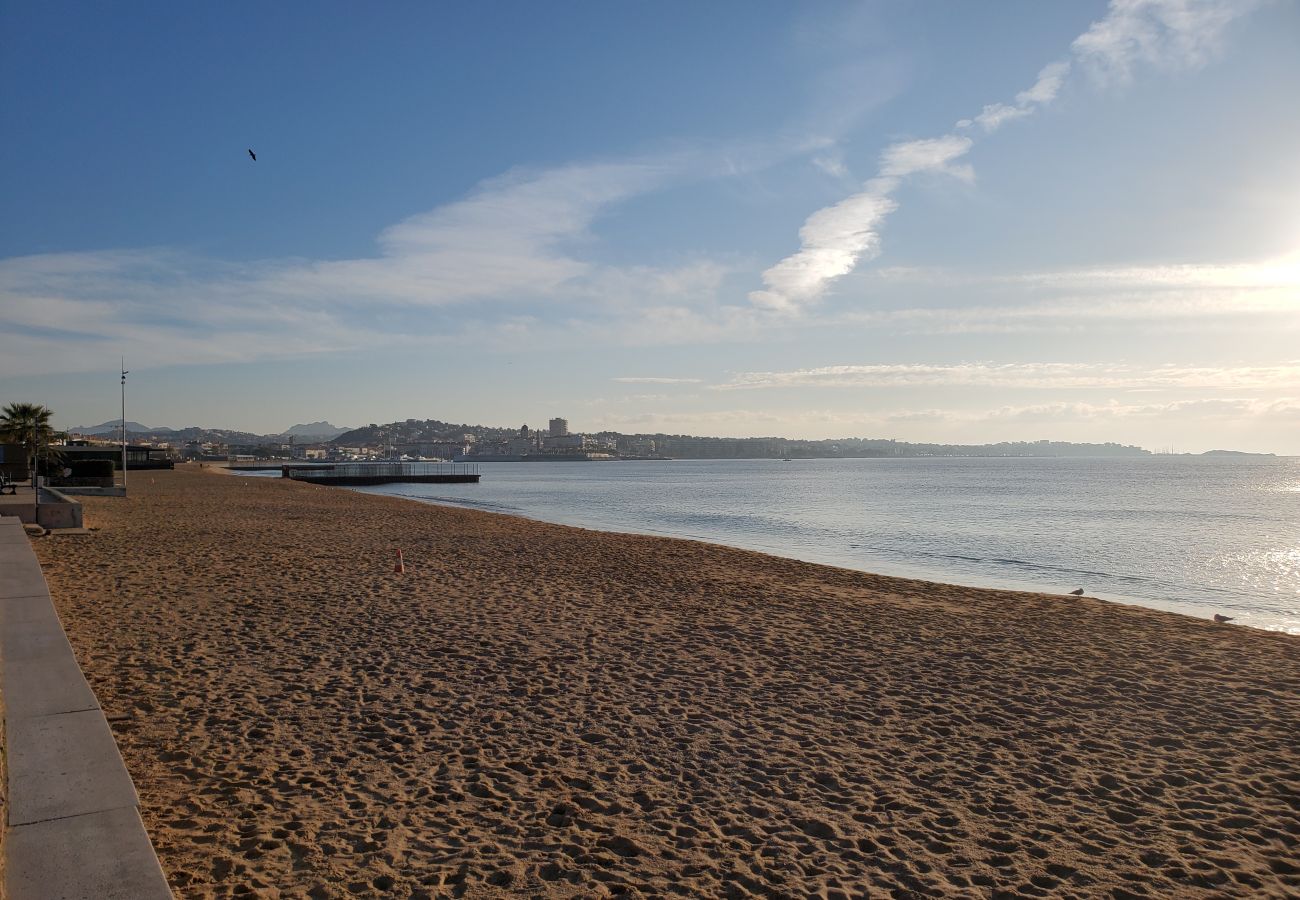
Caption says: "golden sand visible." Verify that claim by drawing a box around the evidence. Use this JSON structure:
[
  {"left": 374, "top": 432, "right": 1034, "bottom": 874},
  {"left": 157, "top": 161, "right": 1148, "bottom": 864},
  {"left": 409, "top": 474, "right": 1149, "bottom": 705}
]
[{"left": 30, "top": 466, "right": 1300, "bottom": 898}]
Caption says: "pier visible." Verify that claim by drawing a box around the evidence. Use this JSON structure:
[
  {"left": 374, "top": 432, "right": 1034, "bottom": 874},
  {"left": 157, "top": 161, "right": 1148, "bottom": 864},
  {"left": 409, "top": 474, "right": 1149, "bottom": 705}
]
[{"left": 281, "top": 461, "right": 480, "bottom": 485}]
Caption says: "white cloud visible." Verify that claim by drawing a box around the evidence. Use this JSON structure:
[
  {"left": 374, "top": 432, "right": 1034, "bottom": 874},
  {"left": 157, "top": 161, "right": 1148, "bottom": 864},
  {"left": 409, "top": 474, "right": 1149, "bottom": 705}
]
[
  {"left": 1071, "top": 0, "right": 1259, "bottom": 84},
  {"left": 716, "top": 361, "right": 1300, "bottom": 391},
  {"left": 7, "top": 119, "right": 886, "bottom": 376},
  {"left": 865, "top": 254, "right": 1300, "bottom": 295},
  {"left": 983, "top": 396, "right": 1300, "bottom": 422},
  {"left": 252, "top": 161, "right": 675, "bottom": 308},
  {"left": 586, "top": 395, "right": 1300, "bottom": 443},
  {"left": 750, "top": 133, "right": 983, "bottom": 313},
  {"left": 973, "top": 103, "right": 1034, "bottom": 132},
  {"left": 588, "top": 408, "right": 791, "bottom": 434},
  {"left": 834, "top": 253, "right": 1300, "bottom": 333},
  {"left": 750, "top": 0, "right": 1260, "bottom": 312},
  {"left": 749, "top": 180, "right": 899, "bottom": 311},
  {"left": 571, "top": 261, "right": 732, "bottom": 310},
  {"left": 379, "top": 164, "right": 663, "bottom": 255},
  {"left": 0, "top": 3, "right": 1272, "bottom": 383},
  {"left": 0, "top": 159, "right": 740, "bottom": 376},
  {"left": 1016, "top": 61, "right": 1071, "bottom": 106},
  {"left": 867, "top": 396, "right": 1300, "bottom": 427},
  {"left": 750, "top": 124, "right": 996, "bottom": 311},
  {"left": 1006, "top": 256, "right": 1300, "bottom": 290},
  {"left": 971, "top": 61, "right": 1071, "bottom": 133},
  {"left": 878, "top": 135, "right": 974, "bottom": 178}
]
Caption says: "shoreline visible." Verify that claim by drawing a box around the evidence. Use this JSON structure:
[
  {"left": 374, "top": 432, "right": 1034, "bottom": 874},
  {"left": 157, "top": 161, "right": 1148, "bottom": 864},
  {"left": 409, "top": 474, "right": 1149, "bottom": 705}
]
[
  {"left": 374, "top": 493, "right": 1258, "bottom": 631},
  {"left": 313, "top": 471, "right": 1293, "bottom": 635},
  {"left": 31, "top": 466, "right": 1300, "bottom": 897}
]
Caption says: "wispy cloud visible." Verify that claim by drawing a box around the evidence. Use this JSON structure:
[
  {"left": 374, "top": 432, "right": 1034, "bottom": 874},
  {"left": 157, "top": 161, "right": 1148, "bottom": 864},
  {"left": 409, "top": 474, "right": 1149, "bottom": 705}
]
[
  {"left": 1071, "top": 0, "right": 1259, "bottom": 84},
  {"left": 834, "top": 254, "right": 1300, "bottom": 333},
  {"left": 963, "top": 61, "right": 1072, "bottom": 133},
  {"left": 983, "top": 396, "right": 1300, "bottom": 422},
  {"left": 1016, "top": 61, "right": 1071, "bottom": 106},
  {"left": 244, "top": 161, "right": 677, "bottom": 309},
  {"left": 748, "top": 180, "right": 899, "bottom": 312},
  {"left": 878, "top": 135, "right": 974, "bottom": 179},
  {"left": 589, "top": 408, "right": 790, "bottom": 433},
  {"left": 0, "top": 158, "right": 733, "bottom": 376},
  {"left": 0, "top": 3, "right": 1273, "bottom": 382},
  {"left": 872, "top": 255, "right": 1300, "bottom": 292},
  {"left": 587, "top": 394, "right": 1300, "bottom": 440},
  {"left": 839, "top": 294, "right": 1298, "bottom": 336},
  {"left": 751, "top": 0, "right": 1259, "bottom": 312},
  {"left": 716, "top": 361, "right": 1300, "bottom": 391},
  {"left": 5, "top": 114, "right": 883, "bottom": 376},
  {"left": 749, "top": 135, "right": 982, "bottom": 313}
]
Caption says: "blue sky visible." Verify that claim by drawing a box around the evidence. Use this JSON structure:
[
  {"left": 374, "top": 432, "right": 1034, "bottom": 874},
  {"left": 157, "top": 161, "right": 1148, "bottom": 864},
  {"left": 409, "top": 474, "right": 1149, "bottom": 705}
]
[{"left": 3, "top": 1, "right": 1298, "bottom": 452}]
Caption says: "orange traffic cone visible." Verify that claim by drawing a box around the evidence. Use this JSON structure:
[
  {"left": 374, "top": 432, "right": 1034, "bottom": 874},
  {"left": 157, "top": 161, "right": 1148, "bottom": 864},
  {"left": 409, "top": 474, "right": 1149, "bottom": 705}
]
[{"left": 394, "top": 549, "right": 406, "bottom": 574}]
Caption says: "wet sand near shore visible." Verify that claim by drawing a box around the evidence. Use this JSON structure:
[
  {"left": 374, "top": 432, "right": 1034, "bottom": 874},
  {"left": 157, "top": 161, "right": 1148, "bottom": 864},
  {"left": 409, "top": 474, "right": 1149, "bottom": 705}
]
[{"left": 29, "top": 465, "right": 1300, "bottom": 898}]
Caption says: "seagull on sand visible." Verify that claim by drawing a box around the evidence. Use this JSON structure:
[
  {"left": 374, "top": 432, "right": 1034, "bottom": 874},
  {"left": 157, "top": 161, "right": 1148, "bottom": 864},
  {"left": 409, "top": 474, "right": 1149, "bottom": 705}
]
[
  {"left": 1213, "top": 614, "right": 1234, "bottom": 624},
  {"left": 247, "top": 148, "right": 257, "bottom": 161},
  {"left": 1069, "top": 588, "right": 1085, "bottom": 596}
]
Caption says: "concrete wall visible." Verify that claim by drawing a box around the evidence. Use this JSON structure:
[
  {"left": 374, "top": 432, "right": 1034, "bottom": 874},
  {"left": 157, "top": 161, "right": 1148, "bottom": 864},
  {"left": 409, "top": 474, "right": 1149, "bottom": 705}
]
[
  {"left": 0, "top": 489, "right": 84, "bottom": 529},
  {"left": 0, "top": 501, "right": 34, "bottom": 525},
  {"left": 0, "top": 516, "right": 172, "bottom": 898},
  {"left": 34, "top": 488, "right": 83, "bottom": 530}
]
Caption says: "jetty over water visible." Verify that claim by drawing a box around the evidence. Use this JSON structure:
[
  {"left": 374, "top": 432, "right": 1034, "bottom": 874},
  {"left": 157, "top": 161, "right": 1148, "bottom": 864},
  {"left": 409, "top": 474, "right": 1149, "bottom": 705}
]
[{"left": 282, "top": 461, "right": 479, "bottom": 486}]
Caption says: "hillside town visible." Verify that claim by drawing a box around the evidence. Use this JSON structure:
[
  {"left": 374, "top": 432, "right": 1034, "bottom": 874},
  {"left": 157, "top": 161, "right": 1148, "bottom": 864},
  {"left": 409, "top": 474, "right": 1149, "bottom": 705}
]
[{"left": 54, "top": 414, "right": 1159, "bottom": 464}]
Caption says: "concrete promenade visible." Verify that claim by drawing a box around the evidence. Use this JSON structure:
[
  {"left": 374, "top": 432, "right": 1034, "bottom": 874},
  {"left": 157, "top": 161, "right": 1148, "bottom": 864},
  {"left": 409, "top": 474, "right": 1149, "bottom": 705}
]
[{"left": 0, "top": 516, "right": 171, "bottom": 898}]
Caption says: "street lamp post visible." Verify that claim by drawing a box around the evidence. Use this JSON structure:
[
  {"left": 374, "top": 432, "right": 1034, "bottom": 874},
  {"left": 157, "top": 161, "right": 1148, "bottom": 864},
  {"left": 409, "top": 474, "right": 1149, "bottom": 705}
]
[
  {"left": 121, "top": 359, "right": 129, "bottom": 495},
  {"left": 33, "top": 428, "right": 41, "bottom": 512}
]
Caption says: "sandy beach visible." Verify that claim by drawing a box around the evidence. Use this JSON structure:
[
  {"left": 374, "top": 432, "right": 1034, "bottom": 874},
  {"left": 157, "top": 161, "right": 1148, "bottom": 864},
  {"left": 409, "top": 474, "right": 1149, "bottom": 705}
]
[{"left": 27, "top": 465, "right": 1300, "bottom": 898}]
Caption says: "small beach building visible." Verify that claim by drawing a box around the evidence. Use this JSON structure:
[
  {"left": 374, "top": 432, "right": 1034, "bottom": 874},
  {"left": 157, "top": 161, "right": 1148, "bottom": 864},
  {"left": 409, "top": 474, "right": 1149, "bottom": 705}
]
[
  {"left": 0, "top": 442, "right": 29, "bottom": 481},
  {"left": 61, "top": 441, "right": 175, "bottom": 470}
]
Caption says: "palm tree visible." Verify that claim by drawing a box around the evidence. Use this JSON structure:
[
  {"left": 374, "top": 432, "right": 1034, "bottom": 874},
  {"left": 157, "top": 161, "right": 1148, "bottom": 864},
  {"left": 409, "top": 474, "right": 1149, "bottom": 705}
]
[{"left": 0, "top": 402, "right": 62, "bottom": 488}]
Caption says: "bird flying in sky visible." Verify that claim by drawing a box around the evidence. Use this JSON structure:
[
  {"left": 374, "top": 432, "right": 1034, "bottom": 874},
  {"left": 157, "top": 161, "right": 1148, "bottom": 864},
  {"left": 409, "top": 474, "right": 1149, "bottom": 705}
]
[{"left": 248, "top": 148, "right": 256, "bottom": 161}]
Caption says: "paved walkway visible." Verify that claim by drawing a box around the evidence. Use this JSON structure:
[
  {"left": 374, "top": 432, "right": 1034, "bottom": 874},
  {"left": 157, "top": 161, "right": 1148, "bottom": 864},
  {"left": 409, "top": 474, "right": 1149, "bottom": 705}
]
[{"left": 1, "top": 516, "right": 171, "bottom": 898}]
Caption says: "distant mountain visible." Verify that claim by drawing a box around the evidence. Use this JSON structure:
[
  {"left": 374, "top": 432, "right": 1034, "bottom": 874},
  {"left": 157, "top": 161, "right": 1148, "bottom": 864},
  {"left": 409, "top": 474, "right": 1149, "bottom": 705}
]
[
  {"left": 1202, "top": 449, "right": 1275, "bottom": 457},
  {"left": 283, "top": 422, "right": 349, "bottom": 440},
  {"left": 65, "top": 420, "right": 349, "bottom": 444},
  {"left": 69, "top": 420, "right": 164, "bottom": 435}
]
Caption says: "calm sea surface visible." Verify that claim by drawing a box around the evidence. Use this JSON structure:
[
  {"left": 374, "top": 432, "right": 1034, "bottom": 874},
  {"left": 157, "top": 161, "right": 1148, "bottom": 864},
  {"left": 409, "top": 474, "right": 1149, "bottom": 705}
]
[{"left": 341, "top": 457, "right": 1299, "bottom": 634}]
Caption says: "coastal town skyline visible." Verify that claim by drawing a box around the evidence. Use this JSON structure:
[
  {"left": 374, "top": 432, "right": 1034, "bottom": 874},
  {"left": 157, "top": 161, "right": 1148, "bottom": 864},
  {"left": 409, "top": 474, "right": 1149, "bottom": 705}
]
[
  {"left": 53, "top": 411, "right": 1274, "bottom": 459},
  {"left": 4, "top": 2, "right": 1299, "bottom": 455}
]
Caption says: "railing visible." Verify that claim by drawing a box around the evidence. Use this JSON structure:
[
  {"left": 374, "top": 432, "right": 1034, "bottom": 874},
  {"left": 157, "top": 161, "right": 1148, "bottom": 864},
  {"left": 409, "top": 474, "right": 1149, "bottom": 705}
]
[{"left": 284, "top": 462, "right": 479, "bottom": 480}]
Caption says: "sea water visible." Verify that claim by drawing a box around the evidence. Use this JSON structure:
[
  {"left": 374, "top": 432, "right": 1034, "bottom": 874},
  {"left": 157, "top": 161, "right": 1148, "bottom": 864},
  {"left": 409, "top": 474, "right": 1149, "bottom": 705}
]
[{"left": 346, "top": 456, "right": 1299, "bottom": 633}]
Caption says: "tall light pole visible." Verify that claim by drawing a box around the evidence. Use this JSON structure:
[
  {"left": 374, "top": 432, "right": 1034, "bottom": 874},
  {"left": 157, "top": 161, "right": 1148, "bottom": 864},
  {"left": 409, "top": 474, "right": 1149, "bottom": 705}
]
[
  {"left": 121, "top": 359, "right": 129, "bottom": 495},
  {"left": 33, "top": 425, "right": 41, "bottom": 510}
]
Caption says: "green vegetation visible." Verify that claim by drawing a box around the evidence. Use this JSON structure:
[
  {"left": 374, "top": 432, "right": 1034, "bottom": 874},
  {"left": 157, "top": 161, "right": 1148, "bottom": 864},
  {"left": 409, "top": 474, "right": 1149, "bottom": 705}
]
[{"left": 0, "top": 402, "right": 65, "bottom": 484}]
